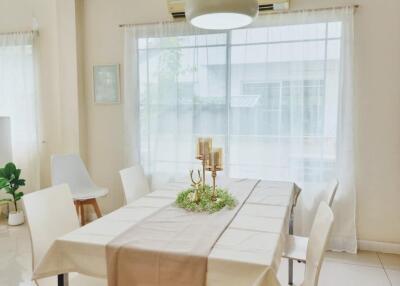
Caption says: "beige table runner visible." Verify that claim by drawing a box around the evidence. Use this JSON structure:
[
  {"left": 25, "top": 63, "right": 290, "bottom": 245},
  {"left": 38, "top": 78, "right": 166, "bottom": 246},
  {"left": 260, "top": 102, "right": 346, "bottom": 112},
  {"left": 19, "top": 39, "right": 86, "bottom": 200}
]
[{"left": 106, "top": 179, "right": 260, "bottom": 286}]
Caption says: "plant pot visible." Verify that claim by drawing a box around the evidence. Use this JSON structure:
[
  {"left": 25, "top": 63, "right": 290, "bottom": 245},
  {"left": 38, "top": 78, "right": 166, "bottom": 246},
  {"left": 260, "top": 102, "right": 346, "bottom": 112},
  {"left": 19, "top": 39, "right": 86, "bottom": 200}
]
[{"left": 8, "top": 210, "right": 24, "bottom": 226}]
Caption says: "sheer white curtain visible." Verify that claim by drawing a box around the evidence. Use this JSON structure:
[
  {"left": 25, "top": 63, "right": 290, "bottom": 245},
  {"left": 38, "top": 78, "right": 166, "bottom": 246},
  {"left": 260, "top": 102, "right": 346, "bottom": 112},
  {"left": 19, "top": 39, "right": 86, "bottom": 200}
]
[
  {"left": 124, "top": 7, "right": 356, "bottom": 252},
  {"left": 0, "top": 32, "right": 40, "bottom": 193}
]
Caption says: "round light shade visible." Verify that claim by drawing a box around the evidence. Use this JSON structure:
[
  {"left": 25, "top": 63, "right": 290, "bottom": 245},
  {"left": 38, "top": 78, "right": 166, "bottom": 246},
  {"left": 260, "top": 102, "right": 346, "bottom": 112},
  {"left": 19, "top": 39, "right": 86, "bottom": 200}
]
[{"left": 185, "top": 0, "right": 259, "bottom": 30}]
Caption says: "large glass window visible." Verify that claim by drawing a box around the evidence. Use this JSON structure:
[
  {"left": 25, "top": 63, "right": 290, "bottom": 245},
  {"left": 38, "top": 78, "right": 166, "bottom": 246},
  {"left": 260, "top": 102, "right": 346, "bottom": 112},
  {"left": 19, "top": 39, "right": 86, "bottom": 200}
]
[{"left": 138, "top": 22, "right": 342, "bottom": 184}]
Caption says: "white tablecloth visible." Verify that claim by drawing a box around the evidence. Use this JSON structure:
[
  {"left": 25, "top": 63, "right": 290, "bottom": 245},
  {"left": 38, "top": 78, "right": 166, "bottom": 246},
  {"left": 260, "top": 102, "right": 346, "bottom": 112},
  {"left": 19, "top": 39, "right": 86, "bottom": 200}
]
[{"left": 33, "top": 179, "right": 297, "bottom": 286}]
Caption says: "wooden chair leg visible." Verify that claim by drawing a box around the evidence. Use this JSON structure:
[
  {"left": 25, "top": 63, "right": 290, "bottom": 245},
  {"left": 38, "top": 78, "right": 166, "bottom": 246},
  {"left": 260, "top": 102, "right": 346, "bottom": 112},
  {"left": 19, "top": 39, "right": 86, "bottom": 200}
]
[
  {"left": 79, "top": 202, "right": 85, "bottom": 226},
  {"left": 91, "top": 199, "right": 102, "bottom": 218},
  {"left": 74, "top": 201, "right": 80, "bottom": 216}
]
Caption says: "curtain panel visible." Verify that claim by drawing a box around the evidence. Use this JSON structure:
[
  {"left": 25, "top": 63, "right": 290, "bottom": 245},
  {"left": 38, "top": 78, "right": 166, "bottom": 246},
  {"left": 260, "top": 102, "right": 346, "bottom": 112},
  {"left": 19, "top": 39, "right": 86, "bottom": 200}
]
[
  {"left": 124, "top": 7, "right": 356, "bottom": 253},
  {"left": 0, "top": 32, "right": 40, "bottom": 195}
]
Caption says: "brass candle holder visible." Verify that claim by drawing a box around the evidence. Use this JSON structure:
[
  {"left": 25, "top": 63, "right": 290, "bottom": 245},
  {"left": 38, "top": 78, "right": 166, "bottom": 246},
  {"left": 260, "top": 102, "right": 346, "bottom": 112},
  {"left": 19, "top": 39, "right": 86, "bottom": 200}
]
[
  {"left": 206, "top": 148, "right": 223, "bottom": 201},
  {"left": 196, "top": 137, "right": 212, "bottom": 192},
  {"left": 189, "top": 170, "right": 202, "bottom": 203}
]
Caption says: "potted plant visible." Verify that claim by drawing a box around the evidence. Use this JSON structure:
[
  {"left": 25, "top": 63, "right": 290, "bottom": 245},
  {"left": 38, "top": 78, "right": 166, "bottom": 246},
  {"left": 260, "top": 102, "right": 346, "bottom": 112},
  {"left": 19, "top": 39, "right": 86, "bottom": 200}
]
[{"left": 0, "top": 162, "right": 25, "bottom": 226}]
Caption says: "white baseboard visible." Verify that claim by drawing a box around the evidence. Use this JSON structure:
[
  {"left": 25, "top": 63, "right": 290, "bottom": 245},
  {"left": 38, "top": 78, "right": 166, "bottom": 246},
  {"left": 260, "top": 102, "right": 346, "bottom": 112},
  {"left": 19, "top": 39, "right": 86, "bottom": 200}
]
[{"left": 358, "top": 240, "right": 400, "bottom": 255}]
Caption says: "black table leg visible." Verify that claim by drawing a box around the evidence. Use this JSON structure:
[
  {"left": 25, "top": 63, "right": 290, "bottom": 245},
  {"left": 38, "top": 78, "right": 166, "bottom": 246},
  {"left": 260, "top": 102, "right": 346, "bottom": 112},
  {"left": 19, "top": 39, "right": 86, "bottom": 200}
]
[{"left": 58, "top": 273, "right": 69, "bottom": 286}]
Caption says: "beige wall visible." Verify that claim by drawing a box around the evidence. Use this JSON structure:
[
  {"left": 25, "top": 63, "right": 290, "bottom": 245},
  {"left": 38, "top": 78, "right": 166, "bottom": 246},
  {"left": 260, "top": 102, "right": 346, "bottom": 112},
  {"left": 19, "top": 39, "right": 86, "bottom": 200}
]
[
  {"left": 81, "top": 0, "right": 170, "bottom": 213},
  {"left": 1, "top": 0, "right": 399, "bottom": 245}
]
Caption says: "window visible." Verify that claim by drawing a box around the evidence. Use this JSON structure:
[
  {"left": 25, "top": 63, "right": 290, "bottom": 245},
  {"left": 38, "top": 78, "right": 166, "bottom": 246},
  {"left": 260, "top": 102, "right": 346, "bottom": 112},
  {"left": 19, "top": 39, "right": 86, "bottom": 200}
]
[
  {"left": 137, "top": 22, "right": 342, "bottom": 184},
  {"left": 0, "top": 32, "right": 39, "bottom": 191}
]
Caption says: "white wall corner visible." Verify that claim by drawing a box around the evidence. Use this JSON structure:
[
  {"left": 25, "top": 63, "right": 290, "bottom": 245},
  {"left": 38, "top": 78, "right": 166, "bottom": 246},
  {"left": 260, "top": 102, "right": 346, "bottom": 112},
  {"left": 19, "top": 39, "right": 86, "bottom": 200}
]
[{"left": 358, "top": 240, "right": 400, "bottom": 255}]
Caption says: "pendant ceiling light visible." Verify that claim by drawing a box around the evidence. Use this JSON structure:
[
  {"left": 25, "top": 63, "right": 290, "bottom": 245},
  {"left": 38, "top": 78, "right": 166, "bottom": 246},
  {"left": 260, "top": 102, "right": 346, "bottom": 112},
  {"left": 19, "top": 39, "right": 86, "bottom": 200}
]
[{"left": 185, "top": 0, "right": 259, "bottom": 30}]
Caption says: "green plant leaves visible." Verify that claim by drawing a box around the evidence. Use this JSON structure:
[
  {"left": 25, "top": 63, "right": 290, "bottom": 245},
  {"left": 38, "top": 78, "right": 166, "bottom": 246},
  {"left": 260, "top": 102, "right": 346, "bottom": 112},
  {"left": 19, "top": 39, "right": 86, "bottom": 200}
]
[
  {"left": 14, "top": 168, "right": 21, "bottom": 180},
  {"left": 16, "top": 179, "right": 25, "bottom": 186},
  {"left": 0, "top": 177, "right": 8, "bottom": 189},
  {"left": 0, "top": 162, "right": 25, "bottom": 211},
  {"left": 2, "top": 162, "right": 17, "bottom": 179},
  {"left": 14, "top": 192, "right": 24, "bottom": 201},
  {"left": 175, "top": 185, "right": 237, "bottom": 213},
  {"left": 0, "top": 167, "right": 5, "bottom": 179}
]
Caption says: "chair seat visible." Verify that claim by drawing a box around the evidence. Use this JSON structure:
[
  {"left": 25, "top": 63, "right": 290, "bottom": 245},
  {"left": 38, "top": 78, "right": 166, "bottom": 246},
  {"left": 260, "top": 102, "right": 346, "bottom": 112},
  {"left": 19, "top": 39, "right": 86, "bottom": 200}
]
[
  {"left": 283, "top": 235, "right": 308, "bottom": 262},
  {"left": 72, "top": 187, "right": 109, "bottom": 200},
  {"left": 36, "top": 273, "right": 106, "bottom": 286}
]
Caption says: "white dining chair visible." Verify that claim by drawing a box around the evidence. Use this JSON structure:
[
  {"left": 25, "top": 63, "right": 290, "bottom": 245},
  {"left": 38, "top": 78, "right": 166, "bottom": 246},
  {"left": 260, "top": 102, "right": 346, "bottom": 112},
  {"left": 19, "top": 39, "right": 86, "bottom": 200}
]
[
  {"left": 119, "top": 165, "right": 150, "bottom": 204},
  {"left": 287, "top": 185, "right": 302, "bottom": 284},
  {"left": 286, "top": 180, "right": 339, "bottom": 284},
  {"left": 51, "top": 154, "right": 109, "bottom": 225},
  {"left": 325, "top": 179, "right": 339, "bottom": 207},
  {"left": 283, "top": 202, "right": 334, "bottom": 286},
  {"left": 22, "top": 184, "right": 106, "bottom": 286}
]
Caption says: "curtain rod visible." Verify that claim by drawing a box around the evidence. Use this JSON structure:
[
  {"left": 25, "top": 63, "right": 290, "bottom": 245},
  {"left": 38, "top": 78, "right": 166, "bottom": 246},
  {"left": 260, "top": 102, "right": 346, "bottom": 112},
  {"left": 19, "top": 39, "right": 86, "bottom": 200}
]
[{"left": 119, "top": 4, "right": 359, "bottom": 28}]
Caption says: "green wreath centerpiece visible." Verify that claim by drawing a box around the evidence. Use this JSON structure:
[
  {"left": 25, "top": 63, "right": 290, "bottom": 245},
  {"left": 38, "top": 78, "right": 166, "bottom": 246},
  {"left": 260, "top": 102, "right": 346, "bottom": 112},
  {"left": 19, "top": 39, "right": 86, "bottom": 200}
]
[{"left": 175, "top": 185, "right": 237, "bottom": 213}]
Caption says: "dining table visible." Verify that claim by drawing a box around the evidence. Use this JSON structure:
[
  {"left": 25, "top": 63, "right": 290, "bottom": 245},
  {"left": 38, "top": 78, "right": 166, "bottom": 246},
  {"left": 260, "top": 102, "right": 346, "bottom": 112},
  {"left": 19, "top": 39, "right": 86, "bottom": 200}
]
[{"left": 32, "top": 178, "right": 299, "bottom": 286}]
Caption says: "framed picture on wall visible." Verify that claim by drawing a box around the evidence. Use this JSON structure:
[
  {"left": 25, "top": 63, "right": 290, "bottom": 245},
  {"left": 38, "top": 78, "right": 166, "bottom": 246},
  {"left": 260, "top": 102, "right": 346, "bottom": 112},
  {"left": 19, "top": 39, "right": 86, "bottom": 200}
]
[{"left": 93, "top": 64, "right": 120, "bottom": 104}]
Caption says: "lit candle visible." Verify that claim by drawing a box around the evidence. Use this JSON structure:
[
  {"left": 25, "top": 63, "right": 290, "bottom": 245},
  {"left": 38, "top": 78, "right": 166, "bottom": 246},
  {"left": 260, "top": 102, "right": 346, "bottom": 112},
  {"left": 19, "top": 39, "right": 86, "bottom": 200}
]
[
  {"left": 208, "top": 148, "right": 223, "bottom": 170},
  {"left": 196, "top": 137, "right": 212, "bottom": 159}
]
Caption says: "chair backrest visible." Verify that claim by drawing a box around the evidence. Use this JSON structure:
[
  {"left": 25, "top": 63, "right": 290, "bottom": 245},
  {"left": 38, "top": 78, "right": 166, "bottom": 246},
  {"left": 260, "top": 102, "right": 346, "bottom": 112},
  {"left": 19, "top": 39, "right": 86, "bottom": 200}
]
[
  {"left": 119, "top": 165, "right": 150, "bottom": 204},
  {"left": 302, "top": 202, "right": 334, "bottom": 286},
  {"left": 22, "top": 184, "right": 79, "bottom": 269},
  {"left": 51, "top": 154, "right": 95, "bottom": 194},
  {"left": 325, "top": 179, "right": 339, "bottom": 207}
]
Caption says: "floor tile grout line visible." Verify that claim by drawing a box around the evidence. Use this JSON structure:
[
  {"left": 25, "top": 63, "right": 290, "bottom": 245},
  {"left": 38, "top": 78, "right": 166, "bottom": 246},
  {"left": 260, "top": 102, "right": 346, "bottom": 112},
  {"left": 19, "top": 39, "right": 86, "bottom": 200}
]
[
  {"left": 324, "top": 252, "right": 387, "bottom": 269},
  {"left": 323, "top": 258, "right": 390, "bottom": 272},
  {"left": 323, "top": 259, "right": 385, "bottom": 269},
  {"left": 378, "top": 252, "right": 393, "bottom": 286}
]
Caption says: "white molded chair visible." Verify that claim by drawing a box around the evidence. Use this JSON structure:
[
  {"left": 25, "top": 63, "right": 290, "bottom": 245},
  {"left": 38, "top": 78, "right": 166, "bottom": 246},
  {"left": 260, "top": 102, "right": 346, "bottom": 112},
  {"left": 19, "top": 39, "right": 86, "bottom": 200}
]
[
  {"left": 22, "top": 184, "right": 106, "bottom": 286},
  {"left": 119, "top": 165, "right": 150, "bottom": 204},
  {"left": 325, "top": 179, "right": 339, "bottom": 207},
  {"left": 286, "top": 180, "right": 339, "bottom": 284},
  {"left": 51, "top": 154, "right": 109, "bottom": 225},
  {"left": 283, "top": 202, "right": 334, "bottom": 286},
  {"left": 287, "top": 186, "right": 302, "bottom": 285}
]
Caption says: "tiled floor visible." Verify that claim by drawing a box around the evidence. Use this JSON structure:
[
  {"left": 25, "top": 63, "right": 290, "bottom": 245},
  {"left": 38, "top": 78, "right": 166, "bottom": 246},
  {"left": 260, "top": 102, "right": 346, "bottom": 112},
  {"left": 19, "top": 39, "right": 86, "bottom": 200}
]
[
  {"left": 278, "top": 250, "right": 400, "bottom": 286},
  {"left": 0, "top": 219, "right": 399, "bottom": 286},
  {"left": 0, "top": 220, "right": 32, "bottom": 286}
]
